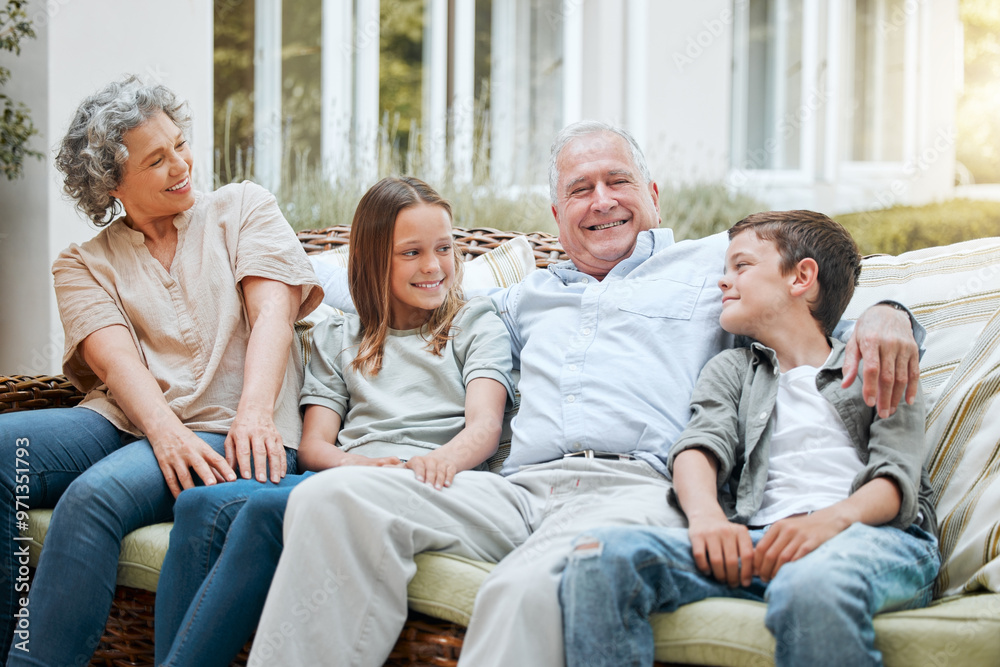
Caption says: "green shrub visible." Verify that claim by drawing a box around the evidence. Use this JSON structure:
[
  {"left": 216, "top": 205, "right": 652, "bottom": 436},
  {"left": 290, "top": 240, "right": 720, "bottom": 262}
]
[
  {"left": 835, "top": 199, "right": 1000, "bottom": 255},
  {"left": 658, "top": 183, "right": 767, "bottom": 241},
  {"left": 270, "top": 163, "right": 764, "bottom": 240},
  {"left": 275, "top": 164, "right": 557, "bottom": 236},
  {"left": 0, "top": 0, "right": 41, "bottom": 180}
]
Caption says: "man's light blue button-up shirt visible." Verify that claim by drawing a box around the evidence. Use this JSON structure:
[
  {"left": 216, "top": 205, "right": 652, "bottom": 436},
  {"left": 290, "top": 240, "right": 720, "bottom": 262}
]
[{"left": 493, "top": 229, "right": 733, "bottom": 476}]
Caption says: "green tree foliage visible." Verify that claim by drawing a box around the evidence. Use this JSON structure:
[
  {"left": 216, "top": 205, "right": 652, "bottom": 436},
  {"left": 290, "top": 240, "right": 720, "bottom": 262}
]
[
  {"left": 0, "top": 0, "right": 40, "bottom": 180},
  {"left": 956, "top": 0, "right": 1000, "bottom": 184},
  {"left": 214, "top": 0, "right": 255, "bottom": 183},
  {"left": 281, "top": 0, "right": 321, "bottom": 177},
  {"left": 380, "top": 0, "right": 424, "bottom": 159}
]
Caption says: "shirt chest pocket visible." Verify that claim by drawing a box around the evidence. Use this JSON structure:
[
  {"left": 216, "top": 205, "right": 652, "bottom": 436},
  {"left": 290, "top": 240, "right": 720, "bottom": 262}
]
[{"left": 614, "top": 277, "right": 706, "bottom": 320}]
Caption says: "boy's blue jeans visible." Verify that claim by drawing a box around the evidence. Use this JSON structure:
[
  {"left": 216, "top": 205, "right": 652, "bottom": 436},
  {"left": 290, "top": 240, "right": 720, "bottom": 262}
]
[{"left": 559, "top": 522, "right": 940, "bottom": 667}]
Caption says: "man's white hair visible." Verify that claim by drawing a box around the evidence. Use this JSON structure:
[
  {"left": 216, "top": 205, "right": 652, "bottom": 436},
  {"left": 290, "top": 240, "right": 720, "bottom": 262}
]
[{"left": 548, "top": 121, "right": 652, "bottom": 203}]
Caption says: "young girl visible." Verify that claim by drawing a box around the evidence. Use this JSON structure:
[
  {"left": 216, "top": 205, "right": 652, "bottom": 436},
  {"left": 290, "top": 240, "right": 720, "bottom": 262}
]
[{"left": 154, "top": 176, "right": 515, "bottom": 666}]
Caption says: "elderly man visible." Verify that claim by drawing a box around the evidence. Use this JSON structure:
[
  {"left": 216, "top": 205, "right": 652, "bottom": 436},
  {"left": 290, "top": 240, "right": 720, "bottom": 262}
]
[{"left": 249, "top": 121, "right": 920, "bottom": 667}]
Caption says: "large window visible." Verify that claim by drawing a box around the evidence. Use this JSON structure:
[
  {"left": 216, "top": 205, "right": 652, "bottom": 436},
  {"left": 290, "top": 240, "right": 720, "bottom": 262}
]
[
  {"left": 734, "top": 0, "right": 805, "bottom": 171},
  {"left": 213, "top": 0, "right": 568, "bottom": 192},
  {"left": 845, "top": 0, "right": 911, "bottom": 163},
  {"left": 731, "top": 0, "right": 818, "bottom": 179},
  {"left": 730, "top": 0, "right": 921, "bottom": 182}
]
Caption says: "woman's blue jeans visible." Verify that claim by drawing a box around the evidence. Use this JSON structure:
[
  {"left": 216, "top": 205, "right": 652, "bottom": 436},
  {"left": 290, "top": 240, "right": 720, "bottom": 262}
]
[
  {"left": 0, "top": 407, "right": 294, "bottom": 666},
  {"left": 559, "top": 522, "right": 941, "bottom": 667},
  {"left": 155, "top": 473, "right": 311, "bottom": 667}
]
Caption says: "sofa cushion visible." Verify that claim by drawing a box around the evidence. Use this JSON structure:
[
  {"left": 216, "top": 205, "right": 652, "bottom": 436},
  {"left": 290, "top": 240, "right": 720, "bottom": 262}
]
[
  {"left": 23, "top": 509, "right": 167, "bottom": 592},
  {"left": 373, "top": 549, "right": 1000, "bottom": 666},
  {"left": 844, "top": 237, "right": 1000, "bottom": 597},
  {"left": 407, "top": 552, "right": 498, "bottom": 625},
  {"left": 649, "top": 592, "right": 1000, "bottom": 666}
]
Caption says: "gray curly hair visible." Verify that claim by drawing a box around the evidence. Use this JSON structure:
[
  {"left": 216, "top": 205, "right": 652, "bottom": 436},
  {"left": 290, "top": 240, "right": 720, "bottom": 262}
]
[
  {"left": 55, "top": 75, "right": 191, "bottom": 225},
  {"left": 548, "top": 121, "right": 651, "bottom": 203}
]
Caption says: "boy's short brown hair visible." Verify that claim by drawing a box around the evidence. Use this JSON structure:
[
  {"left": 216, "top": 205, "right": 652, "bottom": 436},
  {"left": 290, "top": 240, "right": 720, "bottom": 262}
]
[{"left": 728, "top": 210, "right": 862, "bottom": 335}]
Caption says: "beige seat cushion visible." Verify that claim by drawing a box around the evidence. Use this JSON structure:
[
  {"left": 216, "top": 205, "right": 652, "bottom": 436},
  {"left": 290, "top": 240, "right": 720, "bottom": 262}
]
[
  {"left": 649, "top": 593, "right": 1000, "bottom": 666},
  {"left": 23, "top": 509, "right": 168, "bottom": 592},
  {"left": 406, "top": 551, "right": 1000, "bottom": 666}
]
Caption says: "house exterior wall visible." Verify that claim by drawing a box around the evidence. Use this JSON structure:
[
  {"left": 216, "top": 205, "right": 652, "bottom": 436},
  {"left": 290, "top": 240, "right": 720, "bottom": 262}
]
[
  {"left": 0, "top": 1, "right": 213, "bottom": 375},
  {"left": 642, "top": 0, "right": 734, "bottom": 185},
  {"left": 579, "top": 0, "right": 956, "bottom": 215},
  {"left": 577, "top": 0, "right": 733, "bottom": 185}
]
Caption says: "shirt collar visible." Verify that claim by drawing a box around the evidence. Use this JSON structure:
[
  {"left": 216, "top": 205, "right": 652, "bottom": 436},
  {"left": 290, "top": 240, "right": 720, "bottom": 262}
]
[
  {"left": 547, "top": 228, "right": 669, "bottom": 284},
  {"left": 748, "top": 338, "right": 848, "bottom": 373}
]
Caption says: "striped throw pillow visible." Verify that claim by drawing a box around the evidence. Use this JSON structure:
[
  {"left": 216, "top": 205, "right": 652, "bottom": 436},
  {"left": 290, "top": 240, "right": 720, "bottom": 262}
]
[{"left": 843, "top": 237, "right": 1000, "bottom": 597}]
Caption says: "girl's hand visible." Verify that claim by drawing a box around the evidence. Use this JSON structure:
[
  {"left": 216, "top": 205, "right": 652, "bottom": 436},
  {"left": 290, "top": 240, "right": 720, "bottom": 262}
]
[
  {"left": 148, "top": 425, "right": 237, "bottom": 498},
  {"left": 225, "top": 407, "right": 286, "bottom": 483},
  {"left": 405, "top": 453, "right": 460, "bottom": 490}
]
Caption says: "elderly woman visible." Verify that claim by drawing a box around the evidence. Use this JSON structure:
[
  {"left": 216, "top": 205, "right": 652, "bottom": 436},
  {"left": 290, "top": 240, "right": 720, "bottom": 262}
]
[{"left": 0, "top": 76, "right": 320, "bottom": 664}]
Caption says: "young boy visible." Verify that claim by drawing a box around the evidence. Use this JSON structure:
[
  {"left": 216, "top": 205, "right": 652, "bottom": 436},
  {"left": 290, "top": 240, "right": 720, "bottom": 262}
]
[{"left": 559, "top": 210, "right": 941, "bottom": 667}]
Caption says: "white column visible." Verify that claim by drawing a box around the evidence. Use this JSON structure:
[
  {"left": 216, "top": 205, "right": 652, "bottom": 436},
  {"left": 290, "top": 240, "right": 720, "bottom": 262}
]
[
  {"left": 562, "top": 0, "right": 583, "bottom": 127},
  {"left": 904, "top": 0, "right": 922, "bottom": 164},
  {"left": 355, "top": 0, "right": 380, "bottom": 185},
  {"left": 625, "top": 0, "right": 647, "bottom": 148},
  {"left": 321, "top": 0, "right": 354, "bottom": 183},
  {"left": 490, "top": 0, "right": 516, "bottom": 187},
  {"left": 254, "top": 0, "right": 283, "bottom": 193},
  {"left": 451, "top": 0, "right": 476, "bottom": 184},
  {"left": 769, "top": 0, "right": 788, "bottom": 169},
  {"left": 799, "top": 0, "right": 818, "bottom": 178},
  {"left": 422, "top": 0, "right": 448, "bottom": 183},
  {"left": 822, "top": 0, "right": 842, "bottom": 181},
  {"left": 731, "top": 0, "right": 750, "bottom": 169},
  {"left": 871, "top": 0, "right": 887, "bottom": 161}
]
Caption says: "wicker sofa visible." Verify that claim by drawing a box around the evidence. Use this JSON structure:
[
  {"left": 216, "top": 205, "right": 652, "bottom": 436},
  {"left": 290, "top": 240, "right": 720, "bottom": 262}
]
[{"left": 3, "top": 225, "right": 1000, "bottom": 667}]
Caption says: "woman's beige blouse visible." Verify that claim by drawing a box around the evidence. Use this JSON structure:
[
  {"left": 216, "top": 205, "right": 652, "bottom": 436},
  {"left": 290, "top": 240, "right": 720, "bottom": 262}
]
[{"left": 52, "top": 181, "right": 322, "bottom": 447}]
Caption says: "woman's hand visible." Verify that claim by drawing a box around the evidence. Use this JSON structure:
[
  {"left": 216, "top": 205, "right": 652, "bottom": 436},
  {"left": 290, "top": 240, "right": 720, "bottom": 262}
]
[
  {"left": 147, "top": 424, "right": 238, "bottom": 498},
  {"left": 225, "top": 407, "right": 286, "bottom": 483},
  {"left": 79, "top": 324, "right": 238, "bottom": 497}
]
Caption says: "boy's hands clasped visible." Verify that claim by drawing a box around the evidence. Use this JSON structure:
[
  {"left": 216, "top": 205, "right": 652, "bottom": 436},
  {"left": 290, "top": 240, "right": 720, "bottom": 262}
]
[
  {"left": 690, "top": 513, "right": 837, "bottom": 586},
  {"left": 690, "top": 509, "right": 852, "bottom": 586}
]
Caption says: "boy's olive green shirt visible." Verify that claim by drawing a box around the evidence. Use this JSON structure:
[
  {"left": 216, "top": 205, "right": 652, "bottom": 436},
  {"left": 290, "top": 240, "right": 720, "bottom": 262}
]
[{"left": 668, "top": 339, "right": 937, "bottom": 536}]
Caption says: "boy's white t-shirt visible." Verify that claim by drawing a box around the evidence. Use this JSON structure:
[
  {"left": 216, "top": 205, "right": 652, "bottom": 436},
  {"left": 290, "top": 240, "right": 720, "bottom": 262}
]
[{"left": 748, "top": 362, "right": 865, "bottom": 527}]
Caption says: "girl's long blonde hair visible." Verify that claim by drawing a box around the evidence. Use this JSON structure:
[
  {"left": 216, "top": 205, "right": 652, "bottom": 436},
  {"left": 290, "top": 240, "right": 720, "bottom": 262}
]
[{"left": 348, "top": 176, "right": 466, "bottom": 376}]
